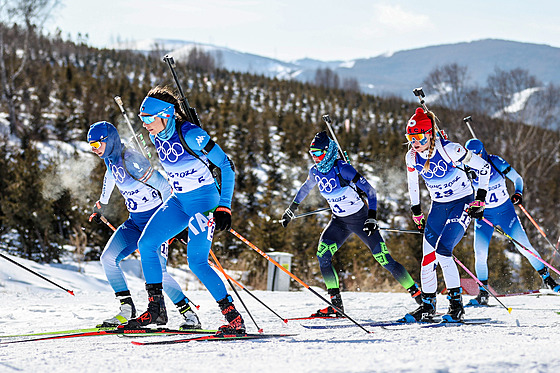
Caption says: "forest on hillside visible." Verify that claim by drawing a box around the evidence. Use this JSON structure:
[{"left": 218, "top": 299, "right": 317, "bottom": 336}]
[{"left": 1, "top": 19, "right": 559, "bottom": 295}]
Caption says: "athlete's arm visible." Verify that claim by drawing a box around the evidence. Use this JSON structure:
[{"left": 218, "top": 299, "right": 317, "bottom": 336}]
[
  {"left": 293, "top": 168, "right": 317, "bottom": 205},
  {"left": 405, "top": 150, "right": 421, "bottom": 206}
]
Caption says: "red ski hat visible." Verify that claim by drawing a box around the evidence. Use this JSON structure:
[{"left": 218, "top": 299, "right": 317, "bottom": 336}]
[{"left": 406, "top": 107, "right": 432, "bottom": 134}]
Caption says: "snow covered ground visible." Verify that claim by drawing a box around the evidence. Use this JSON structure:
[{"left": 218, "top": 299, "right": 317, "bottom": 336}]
[{"left": 1, "top": 252, "right": 560, "bottom": 373}]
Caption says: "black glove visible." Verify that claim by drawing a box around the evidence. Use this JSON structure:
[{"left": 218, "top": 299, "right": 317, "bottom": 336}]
[
  {"left": 411, "top": 204, "right": 425, "bottom": 233},
  {"left": 88, "top": 200, "right": 106, "bottom": 224},
  {"left": 214, "top": 206, "right": 232, "bottom": 232},
  {"left": 511, "top": 192, "right": 523, "bottom": 205},
  {"left": 363, "top": 209, "right": 379, "bottom": 236},
  {"left": 467, "top": 189, "right": 487, "bottom": 219},
  {"left": 170, "top": 228, "right": 189, "bottom": 245},
  {"left": 281, "top": 202, "right": 299, "bottom": 228}
]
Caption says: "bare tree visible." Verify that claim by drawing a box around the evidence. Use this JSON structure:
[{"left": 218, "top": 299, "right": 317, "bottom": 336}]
[
  {"left": 342, "top": 77, "right": 360, "bottom": 93},
  {"left": 0, "top": 0, "right": 59, "bottom": 136},
  {"left": 314, "top": 67, "right": 339, "bottom": 90},
  {"left": 187, "top": 46, "right": 216, "bottom": 73},
  {"left": 422, "top": 63, "right": 472, "bottom": 111}
]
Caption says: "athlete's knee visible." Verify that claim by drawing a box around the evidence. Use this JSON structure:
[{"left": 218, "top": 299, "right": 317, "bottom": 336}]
[
  {"left": 372, "top": 242, "right": 392, "bottom": 266},
  {"left": 317, "top": 241, "right": 337, "bottom": 259},
  {"left": 100, "top": 249, "right": 119, "bottom": 268}
]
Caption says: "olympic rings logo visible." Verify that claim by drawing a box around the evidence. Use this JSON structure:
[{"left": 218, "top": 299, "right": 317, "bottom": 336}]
[
  {"left": 155, "top": 138, "right": 185, "bottom": 163},
  {"left": 420, "top": 160, "right": 448, "bottom": 179},
  {"left": 111, "top": 164, "right": 126, "bottom": 183},
  {"left": 315, "top": 175, "right": 337, "bottom": 193}
]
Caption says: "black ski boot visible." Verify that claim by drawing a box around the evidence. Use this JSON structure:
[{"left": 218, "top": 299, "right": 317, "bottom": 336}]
[
  {"left": 217, "top": 295, "right": 245, "bottom": 334},
  {"left": 311, "top": 289, "right": 344, "bottom": 317},
  {"left": 407, "top": 284, "right": 423, "bottom": 305},
  {"left": 125, "top": 283, "right": 167, "bottom": 328},
  {"left": 442, "top": 287, "right": 464, "bottom": 322},
  {"left": 468, "top": 281, "right": 489, "bottom": 306},
  {"left": 97, "top": 290, "right": 137, "bottom": 327},
  {"left": 538, "top": 268, "right": 560, "bottom": 292},
  {"left": 176, "top": 299, "right": 202, "bottom": 330},
  {"left": 399, "top": 292, "right": 436, "bottom": 323}
]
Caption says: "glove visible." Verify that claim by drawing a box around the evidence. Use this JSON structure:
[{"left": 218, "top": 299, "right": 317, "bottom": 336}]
[
  {"left": 465, "top": 166, "right": 478, "bottom": 181},
  {"left": 281, "top": 202, "right": 299, "bottom": 228},
  {"left": 511, "top": 192, "right": 523, "bottom": 205},
  {"left": 88, "top": 200, "right": 106, "bottom": 224},
  {"left": 411, "top": 204, "right": 425, "bottom": 233},
  {"left": 214, "top": 206, "right": 232, "bottom": 232},
  {"left": 363, "top": 210, "right": 379, "bottom": 236},
  {"left": 467, "top": 189, "right": 487, "bottom": 219},
  {"left": 169, "top": 228, "right": 189, "bottom": 245}
]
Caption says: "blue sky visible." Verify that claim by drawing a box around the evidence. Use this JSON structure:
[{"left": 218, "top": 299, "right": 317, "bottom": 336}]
[{"left": 49, "top": 0, "right": 560, "bottom": 61}]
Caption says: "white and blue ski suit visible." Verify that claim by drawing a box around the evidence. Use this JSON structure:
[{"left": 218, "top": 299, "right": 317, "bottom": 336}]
[
  {"left": 137, "top": 117, "right": 235, "bottom": 302},
  {"left": 465, "top": 140, "right": 546, "bottom": 281},
  {"left": 91, "top": 122, "right": 189, "bottom": 304},
  {"left": 406, "top": 136, "right": 491, "bottom": 293},
  {"left": 293, "top": 159, "right": 417, "bottom": 291}
]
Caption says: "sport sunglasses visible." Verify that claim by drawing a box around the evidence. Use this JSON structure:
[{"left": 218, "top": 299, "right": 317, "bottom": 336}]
[
  {"left": 405, "top": 131, "right": 431, "bottom": 146},
  {"left": 309, "top": 149, "right": 325, "bottom": 157},
  {"left": 89, "top": 136, "right": 108, "bottom": 149},
  {"left": 138, "top": 105, "right": 174, "bottom": 124}
]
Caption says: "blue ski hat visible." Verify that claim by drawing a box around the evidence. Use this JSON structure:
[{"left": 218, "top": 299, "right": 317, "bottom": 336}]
[
  {"left": 139, "top": 96, "right": 176, "bottom": 140},
  {"left": 465, "top": 138, "right": 489, "bottom": 161},
  {"left": 139, "top": 96, "right": 175, "bottom": 118},
  {"left": 87, "top": 121, "right": 122, "bottom": 164}
]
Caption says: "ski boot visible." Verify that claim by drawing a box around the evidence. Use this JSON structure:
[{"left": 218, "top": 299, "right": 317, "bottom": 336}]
[
  {"left": 124, "top": 283, "right": 168, "bottom": 328},
  {"left": 310, "top": 289, "right": 344, "bottom": 317},
  {"left": 442, "top": 287, "right": 464, "bottom": 323},
  {"left": 407, "top": 283, "right": 423, "bottom": 305},
  {"left": 217, "top": 295, "right": 245, "bottom": 334},
  {"left": 176, "top": 299, "right": 202, "bottom": 330},
  {"left": 468, "top": 281, "right": 489, "bottom": 306},
  {"left": 398, "top": 292, "right": 436, "bottom": 323},
  {"left": 97, "top": 291, "right": 137, "bottom": 327},
  {"left": 539, "top": 268, "right": 560, "bottom": 292}
]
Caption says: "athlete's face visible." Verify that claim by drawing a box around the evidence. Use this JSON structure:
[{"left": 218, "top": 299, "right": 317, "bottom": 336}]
[
  {"left": 90, "top": 141, "right": 106, "bottom": 157},
  {"left": 411, "top": 132, "right": 431, "bottom": 152},
  {"left": 141, "top": 113, "right": 166, "bottom": 135}
]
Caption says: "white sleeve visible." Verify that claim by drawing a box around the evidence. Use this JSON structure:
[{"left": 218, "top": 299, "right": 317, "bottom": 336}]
[
  {"left": 99, "top": 169, "right": 116, "bottom": 204},
  {"left": 444, "top": 141, "right": 491, "bottom": 192},
  {"left": 405, "top": 151, "right": 421, "bottom": 206}
]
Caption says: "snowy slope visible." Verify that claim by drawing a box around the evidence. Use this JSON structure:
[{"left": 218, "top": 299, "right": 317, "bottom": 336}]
[{"left": 1, "top": 252, "right": 560, "bottom": 373}]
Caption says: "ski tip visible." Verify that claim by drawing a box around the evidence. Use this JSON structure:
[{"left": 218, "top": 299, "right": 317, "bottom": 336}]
[
  {"left": 130, "top": 341, "right": 144, "bottom": 346},
  {"left": 507, "top": 307, "right": 513, "bottom": 314}
]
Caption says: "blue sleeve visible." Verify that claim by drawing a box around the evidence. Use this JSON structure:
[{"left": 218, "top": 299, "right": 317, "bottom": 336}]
[
  {"left": 293, "top": 168, "right": 317, "bottom": 204},
  {"left": 124, "top": 149, "right": 172, "bottom": 201},
  {"left": 185, "top": 126, "right": 235, "bottom": 209},
  {"left": 339, "top": 162, "right": 377, "bottom": 210},
  {"left": 492, "top": 155, "right": 524, "bottom": 194}
]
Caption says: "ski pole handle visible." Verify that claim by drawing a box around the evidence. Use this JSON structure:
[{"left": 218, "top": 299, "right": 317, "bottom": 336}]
[{"left": 463, "top": 116, "right": 477, "bottom": 138}]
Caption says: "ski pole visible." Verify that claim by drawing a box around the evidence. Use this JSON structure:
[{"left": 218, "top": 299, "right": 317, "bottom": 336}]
[
  {"left": 209, "top": 250, "right": 263, "bottom": 333},
  {"left": 0, "top": 252, "right": 75, "bottom": 295},
  {"left": 228, "top": 228, "right": 372, "bottom": 334},
  {"left": 114, "top": 96, "right": 152, "bottom": 159},
  {"left": 517, "top": 204, "right": 560, "bottom": 256},
  {"left": 209, "top": 251, "right": 288, "bottom": 324},
  {"left": 162, "top": 54, "right": 202, "bottom": 127},
  {"left": 463, "top": 116, "right": 477, "bottom": 138},
  {"left": 379, "top": 228, "right": 422, "bottom": 234},
  {"left": 480, "top": 217, "right": 560, "bottom": 276},
  {"left": 322, "top": 114, "right": 350, "bottom": 163},
  {"left": 272, "top": 207, "right": 331, "bottom": 224},
  {"left": 412, "top": 87, "right": 448, "bottom": 140},
  {"left": 452, "top": 255, "right": 512, "bottom": 313}
]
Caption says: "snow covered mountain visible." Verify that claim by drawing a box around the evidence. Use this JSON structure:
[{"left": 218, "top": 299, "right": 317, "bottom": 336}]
[{"left": 113, "top": 38, "right": 560, "bottom": 98}]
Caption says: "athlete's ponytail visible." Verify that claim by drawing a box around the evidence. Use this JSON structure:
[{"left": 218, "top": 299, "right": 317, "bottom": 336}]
[{"left": 423, "top": 111, "right": 438, "bottom": 172}]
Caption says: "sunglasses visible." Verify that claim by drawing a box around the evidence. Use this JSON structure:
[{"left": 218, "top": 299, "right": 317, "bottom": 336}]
[
  {"left": 405, "top": 131, "right": 431, "bottom": 146},
  {"left": 138, "top": 105, "right": 174, "bottom": 124},
  {"left": 310, "top": 149, "right": 325, "bottom": 157},
  {"left": 89, "top": 136, "right": 108, "bottom": 149}
]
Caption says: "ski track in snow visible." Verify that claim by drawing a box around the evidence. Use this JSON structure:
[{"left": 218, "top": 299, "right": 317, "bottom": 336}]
[{"left": 1, "top": 254, "right": 560, "bottom": 373}]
